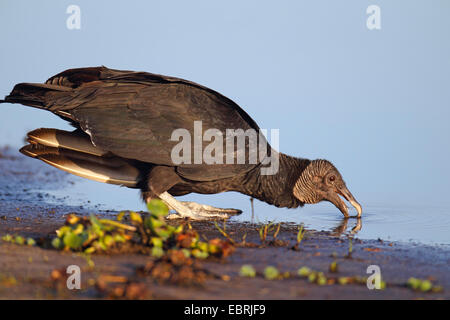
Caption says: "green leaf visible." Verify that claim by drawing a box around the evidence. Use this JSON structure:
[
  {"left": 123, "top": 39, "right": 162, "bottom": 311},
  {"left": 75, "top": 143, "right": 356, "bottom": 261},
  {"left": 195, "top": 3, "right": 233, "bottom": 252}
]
[
  {"left": 90, "top": 215, "right": 105, "bottom": 236},
  {"left": 263, "top": 266, "right": 279, "bottom": 280},
  {"left": 308, "top": 272, "right": 317, "bottom": 283},
  {"left": 151, "top": 246, "right": 164, "bottom": 258},
  {"left": 56, "top": 226, "right": 72, "bottom": 238},
  {"left": 84, "top": 247, "right": 96, "bottom": 254},
  {"left": 117, "top": 211, "right": 125, "bottom": 221},
  {"left": 143, "top": 217, "right": 152, "bottom": 230},
  {"left": 329, "top": 261, "right": 338, "bottom": 273},
  {"left": 317, "top": 276, "right": 327, "bottom": 285},
  {"left": 407, "top": 277, "right": 420, "bottom": 290},
  {"left": 73, "top": 224, "right": 84, "bottom": 235},
  {"left": 15, "top": 236, "right": 25, "bottom": 245},
  {"left": 151, "top": 237, "right": 163, "bottom": 248},
  {"left": 144, "top": 216, "right": 165, "bottom": 231},
  {"left": 155, "top": 228, "right": 171, "bottom": 240},
  {"left": 208, "top": 243, "right": 219, "bottom": 254},
  {"left": 147, "top": 199, "right": 169, "bottom": 217},
  {"left": 420, "top": 280, "right": 432, "bottom": 292},
  {"left": 89, "top": 215, "right": 103, "bottom": 228},
  {"left": 174, "top": 224, "right": 184, "bottom": 234},
  {"left": 297, "top": 266, "right": 311, "bottom": 277},
  {"left": 52, "top": 237, "right": 63, "bottom": 250},
  {"left": 166, "top": 225, "right": 176, "bottom": 233},
  {"left": 103, "top": 235, "right": 114, "bottom": 247},
  {"left": 197, "top": 241, "right": 209, "bottom": 253},
  {"left": 297, "top": 225, "right": 305, "bottom": 244},
  {"left": 317, "top": 273, "right": 327, "bottom": 286},
  {"left": 96, "top": 240, "right": 107, "bottom": 251},
  {"left": 2, "top": 234, "right": 13, "bottom": 242},
  {"left": 26, "top": 238, "right": 36, "bottom": 246},
  {"left": 192, "top": 249, "right": 209, "bottom": 259},
  {"left": 181, "top": 249, "right": 191, "bottom": 258},
  {"left": 113, "top": 234, "right": 126, "bottom": 243},
  {"left": 63, "top": 233, "right": 83, "bottom": 250},
  {"left": 239, "top": 265, "right": 256, "bottom": 278},
  {"left": 79, "top": 231, "right": 90, "bottom": 246},
  {"left": 129, "top": 211, "right": 143, "bottom": 224}
]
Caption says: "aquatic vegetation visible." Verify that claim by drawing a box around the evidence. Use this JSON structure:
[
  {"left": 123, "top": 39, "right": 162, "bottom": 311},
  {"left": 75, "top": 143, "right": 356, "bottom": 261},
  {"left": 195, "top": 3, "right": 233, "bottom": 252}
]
[
  {"left": 273, "top": 223, "right": 281, "bottom": 239},
  {"left": 316, "top": 272, "right": 327, "bottom": 286},
  {"left": 235, "top": 263, "right": 389, "bottom": 288},
  {"left": 50, "top": 200, "right": 234, "bottom": 259},
  {"left": 213, "top": 219, "right": 236, "bottom": 245},
  {"left": 239, "top": 265, "right": 256, "bottom": 278},
  {"left": 329, "top": 261, "right": 338, "bottom": 273},
  {"left": 1, "top": 234, "right": 36, "bottom": 246},
  {"left": 407, "top": 277, "right": 443, "bottom": 293},
  {"left": 51, "top": 214, "right": 133, "bottom": 252},
  {"left": 258, "top": 222, "right": 275, "bottom": 243},
  {"left": 291, "top": 224, "right": 306, "bottom": 250},
  {"left": 45, "top": 201, "right": 236, "bottom": 290},
  {"left": 239, "top": 265, "right": 289, "bottom": 280},
  {"left": 296, "top": 225, "right": 305, "bottom": 244},
  {"left": 304, "top": 271, "right": 327, "bottom": 285},
  {"left": 241, "top": 232, "right": 248, "bottom": 245},
  {"left": 297, "top": 266, "right": 386, "bottom": 288},
  {"left": 253, "top": 222, "right": 288, "bottom": 247},
  {"left": 263, "top": 266, "right": 280, "bottom": 280},
  {"left": 297, "top": 266, "right": 312, "bottom": 277}
]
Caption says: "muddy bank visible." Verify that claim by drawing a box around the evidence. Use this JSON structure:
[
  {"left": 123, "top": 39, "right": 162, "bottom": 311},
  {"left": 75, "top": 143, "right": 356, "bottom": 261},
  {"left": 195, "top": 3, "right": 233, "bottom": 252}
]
[{"left": 0, "top": 147, "right": 449, "bottom": 299}]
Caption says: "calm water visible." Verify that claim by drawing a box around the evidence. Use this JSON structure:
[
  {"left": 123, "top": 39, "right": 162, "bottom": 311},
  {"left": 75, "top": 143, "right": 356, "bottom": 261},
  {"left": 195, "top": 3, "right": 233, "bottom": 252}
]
[{"left": 41, "top": 174, "right": 450, "bottom": 246}]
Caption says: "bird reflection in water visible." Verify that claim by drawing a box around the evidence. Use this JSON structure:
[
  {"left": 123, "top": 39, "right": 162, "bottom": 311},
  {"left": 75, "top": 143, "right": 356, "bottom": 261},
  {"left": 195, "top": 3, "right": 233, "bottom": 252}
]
[{"left": 331, "top": 218, "right": 362, "bottom": 236}]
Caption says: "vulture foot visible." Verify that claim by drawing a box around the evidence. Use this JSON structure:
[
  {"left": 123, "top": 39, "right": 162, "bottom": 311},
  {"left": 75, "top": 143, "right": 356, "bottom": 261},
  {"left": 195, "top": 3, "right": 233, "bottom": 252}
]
[{"left": 157, "top": 192, "right": 242, "bottom": 220}]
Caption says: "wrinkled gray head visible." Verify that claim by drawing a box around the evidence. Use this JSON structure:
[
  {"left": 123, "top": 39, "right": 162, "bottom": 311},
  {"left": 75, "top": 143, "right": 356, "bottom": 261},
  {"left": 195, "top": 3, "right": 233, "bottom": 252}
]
[{"left": 293, "top": 159, "right": 362, "bottom": 218}]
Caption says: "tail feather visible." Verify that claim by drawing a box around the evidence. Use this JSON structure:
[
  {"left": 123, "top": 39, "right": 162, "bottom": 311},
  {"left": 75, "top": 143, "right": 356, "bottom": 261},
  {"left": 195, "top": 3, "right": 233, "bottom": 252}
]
[
  {"left": 26, "top": 128, "right": 107, "bottom": 157},
  {"left": 20, "top": 128, "right": 140, "bottom": 188},
  {"left": 20, "top": 143, "right": 140, "bottom": 187}
]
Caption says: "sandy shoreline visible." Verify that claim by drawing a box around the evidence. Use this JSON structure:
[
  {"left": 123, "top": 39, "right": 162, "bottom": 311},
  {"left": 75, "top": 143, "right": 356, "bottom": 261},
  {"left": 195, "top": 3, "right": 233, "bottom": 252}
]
[{"left": 0, "top": 147, "right": 448, "bottom": 299}]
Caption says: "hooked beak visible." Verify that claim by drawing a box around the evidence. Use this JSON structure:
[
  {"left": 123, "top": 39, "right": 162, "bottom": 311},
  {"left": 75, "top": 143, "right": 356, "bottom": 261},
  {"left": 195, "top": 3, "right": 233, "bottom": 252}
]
[{"left": 326, "top": 186, "right": 362, "bottom": 218}]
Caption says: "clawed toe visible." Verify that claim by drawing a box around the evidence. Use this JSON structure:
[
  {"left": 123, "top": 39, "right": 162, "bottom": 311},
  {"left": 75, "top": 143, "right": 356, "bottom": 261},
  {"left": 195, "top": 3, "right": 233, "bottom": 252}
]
[
  {"left": 157, "top": 192, "right": 242, "bottom": 221},
  {"left": 181, "top": 201, "right": 242, "bottom": 216},
  {"left": 166, "top": 210, "right": 233, "bottom": 220}
]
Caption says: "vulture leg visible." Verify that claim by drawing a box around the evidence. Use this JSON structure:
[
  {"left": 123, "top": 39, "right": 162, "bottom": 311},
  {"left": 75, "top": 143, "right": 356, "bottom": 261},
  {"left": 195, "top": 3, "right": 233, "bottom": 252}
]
[
  {"left": 157, "top": 192, "right": 240, "bottom": 220},
  {"left": 180, "top": 201, "right": 242, "bottom": 216},
  {"left": 147, "top": 166, "right": 241, "bottom": 220}
]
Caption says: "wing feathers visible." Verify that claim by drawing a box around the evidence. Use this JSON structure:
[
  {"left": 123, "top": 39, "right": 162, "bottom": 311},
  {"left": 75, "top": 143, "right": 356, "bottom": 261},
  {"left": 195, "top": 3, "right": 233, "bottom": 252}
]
[{"left": 5, "top": 67, "right": 265, "bottom": 182}]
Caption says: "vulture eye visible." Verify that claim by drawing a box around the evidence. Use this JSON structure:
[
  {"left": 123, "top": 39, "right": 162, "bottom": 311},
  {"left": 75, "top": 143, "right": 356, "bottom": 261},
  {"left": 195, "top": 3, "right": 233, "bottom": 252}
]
[{"left": 329, "top": 175, "right": 336, "bottom": 182}]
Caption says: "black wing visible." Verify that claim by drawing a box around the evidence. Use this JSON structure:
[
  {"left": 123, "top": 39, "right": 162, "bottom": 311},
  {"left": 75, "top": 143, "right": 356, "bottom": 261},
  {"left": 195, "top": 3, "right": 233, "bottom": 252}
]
[{"left": 40, "top": 67, "right": 267, "bottom": 181}]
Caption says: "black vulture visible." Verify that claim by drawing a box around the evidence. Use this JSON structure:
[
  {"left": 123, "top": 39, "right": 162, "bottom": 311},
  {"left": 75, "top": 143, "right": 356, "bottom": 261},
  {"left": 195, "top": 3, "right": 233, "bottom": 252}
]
[{"left": 0, "top": 67, "right": 362, "bottom": 219}]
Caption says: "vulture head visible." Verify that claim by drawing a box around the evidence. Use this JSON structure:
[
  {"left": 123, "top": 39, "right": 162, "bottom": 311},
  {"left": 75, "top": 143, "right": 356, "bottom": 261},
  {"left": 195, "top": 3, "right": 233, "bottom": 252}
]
[{"left": 293, "top": 160, "right": 362, "bottom": 218}]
